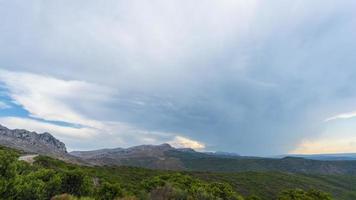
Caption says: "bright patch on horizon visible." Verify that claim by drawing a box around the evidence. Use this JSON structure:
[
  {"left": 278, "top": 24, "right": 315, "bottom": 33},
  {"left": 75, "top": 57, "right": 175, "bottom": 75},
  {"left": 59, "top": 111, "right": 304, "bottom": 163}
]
[
  {"left": 291, "top": 138, "right": 356, "bottom": 154},
  {"left": 169, "top": 136, "right": 205, "bottom": 150}
]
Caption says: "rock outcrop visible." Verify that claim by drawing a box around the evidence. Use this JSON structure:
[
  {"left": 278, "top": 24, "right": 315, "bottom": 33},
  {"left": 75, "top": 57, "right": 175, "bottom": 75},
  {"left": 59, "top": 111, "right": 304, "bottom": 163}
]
[
  {"left": 0, "top": 124, "right": 66, "bottom": 155},
  {"left": 0, "top": 124, "right": 89, "bottom": 165}
]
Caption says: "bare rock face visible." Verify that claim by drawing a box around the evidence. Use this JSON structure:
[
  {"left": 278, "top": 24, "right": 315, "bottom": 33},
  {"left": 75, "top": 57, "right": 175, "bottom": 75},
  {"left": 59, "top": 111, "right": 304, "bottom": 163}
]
[{"left": 0, "top": 124, "right": 67, "bottom": 155}]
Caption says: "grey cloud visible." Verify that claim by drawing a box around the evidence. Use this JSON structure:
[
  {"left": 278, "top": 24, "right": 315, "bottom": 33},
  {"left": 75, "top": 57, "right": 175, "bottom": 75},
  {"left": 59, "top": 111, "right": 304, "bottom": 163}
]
[{"left": 1, "top": 0, "right": 356, "bottom": 154}]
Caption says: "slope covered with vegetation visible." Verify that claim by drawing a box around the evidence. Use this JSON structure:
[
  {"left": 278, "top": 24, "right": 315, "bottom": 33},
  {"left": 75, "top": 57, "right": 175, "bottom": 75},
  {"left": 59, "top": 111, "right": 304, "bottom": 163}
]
[
  {"left": 166, "top": 150, "right": 356, "bottom": 175},
  {"left": 0, "top": 146, "right": 353, "bottom": 199}
]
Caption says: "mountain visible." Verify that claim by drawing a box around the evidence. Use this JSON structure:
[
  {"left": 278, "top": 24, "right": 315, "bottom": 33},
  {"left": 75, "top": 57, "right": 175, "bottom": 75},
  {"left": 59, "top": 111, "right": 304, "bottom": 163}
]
[
  {"left": 71, "top": 143, "right": 185, "bottom": 170},
  {"left": 70, "top": 143, "right": 242, "bottom": 169},
  {"left": 3, "top": 123, "right": 356, "bottom": 175},
  {"left": 0, "top": 124, "right": 66, "bottom": 155},
  {"left": 0, "top": 124, "right": 84, "bottom": 164},
  {"left": 287, "top": 153, "right": 356, "bottom": 161},
  {"left": 72, "top": 143, "right": 356, "bottom": 175},
  {"left": 206, "top": 151, "right": 241, "bottom": 158}
]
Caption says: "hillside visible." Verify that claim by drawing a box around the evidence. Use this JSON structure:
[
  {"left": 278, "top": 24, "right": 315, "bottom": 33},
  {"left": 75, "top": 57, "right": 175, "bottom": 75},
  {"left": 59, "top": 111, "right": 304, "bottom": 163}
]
[
  {"left": 168, "top": 150, "right": 356, "bottom": 174},
  {"left": 3, "top": 122, "right": 356, "bottom": 176},
  {"left": 71, "top": 143, "right": 185, "bottom": 170},
  {"left": 0, "top": 145, "right": 353, "bottom": 200},
  {"left": 72, "top": 143, "right": 356, "bottom": 175}
]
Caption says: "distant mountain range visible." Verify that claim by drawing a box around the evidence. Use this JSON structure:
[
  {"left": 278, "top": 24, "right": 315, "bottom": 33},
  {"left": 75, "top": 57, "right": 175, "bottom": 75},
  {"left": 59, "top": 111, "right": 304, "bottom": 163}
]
[
  {"left": 3, "top": 124, "right": 356, "bottom": 175},
  {"left": 285, "top": 153, "right": 356, "bottom": 161}
]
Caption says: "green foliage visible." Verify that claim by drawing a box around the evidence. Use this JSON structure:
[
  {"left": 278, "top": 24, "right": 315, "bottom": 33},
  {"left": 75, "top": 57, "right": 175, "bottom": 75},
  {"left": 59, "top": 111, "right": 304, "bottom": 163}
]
[
  {"left": 245, "top": 195, "right": 262, "bottom": 200},
  {"left": 60, "top": 169, "right": 93, "bottom": 197},
  {"left": 0, "top": 148, "right": 93, "bottom": 199},
  {"left": 52, "top": 193, "right": 95, "bottom": 200},
  {"left": 0, "top": 149, "right": 18, "bottom": 178},
  {"left": 12, "top": 174, "right": 46, "bottom": 200},
  {"left": 277, "top": 189, "right": 332, "bottom": 200},
  {"left": 0, "top": 149, "right": 19, "bottom": 198},
  {"left": 96, "top": 182, "right": 123, "bottom": 200},
  {"left": 142, "top": 173, "right": 244, "bottom": 200},
  {"left": 307, "top": 189, "right": 333, "bottom": 200},
  {"left": 207, "top": 182, "right": 243, "bottom": 200},
  {"left": 0, "top": 146, "right": 340, "bottom": 200},
  {"left": 33, "top": 169, "right": 62, "bottom": 199}
]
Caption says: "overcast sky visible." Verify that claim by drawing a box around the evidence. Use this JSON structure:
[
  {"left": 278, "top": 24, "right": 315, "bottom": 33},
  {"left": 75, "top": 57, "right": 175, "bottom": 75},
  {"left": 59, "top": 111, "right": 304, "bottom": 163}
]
[{"left": 1, "top": 0, "right": 356, "bottom": 155}]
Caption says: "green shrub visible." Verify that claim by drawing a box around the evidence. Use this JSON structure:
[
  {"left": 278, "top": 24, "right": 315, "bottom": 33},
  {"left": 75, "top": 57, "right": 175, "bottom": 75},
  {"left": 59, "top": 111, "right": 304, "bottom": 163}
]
[
  {"left": 142, "top": 174, "right": 243, "bottom": 200},
  {"left": 60, "top": 169, "right": 93, "bottom": 197},
  {"left": 96, "top": 182, "right": 124, "bottom": 200},
  {"left": 278, "top": 189, "right": 332, "bottom": 200},
  {"left": 245, "top": 195, "right": 261, "bottom": 200},
  {"left": 0, "top": 150, "right": 19, "bottom": 198},
  {"left": 51, "top": 193, "right": 95, "bottom": 200},
  {"left": 13, "top": 173, "right": 48, "bottom": 200}
]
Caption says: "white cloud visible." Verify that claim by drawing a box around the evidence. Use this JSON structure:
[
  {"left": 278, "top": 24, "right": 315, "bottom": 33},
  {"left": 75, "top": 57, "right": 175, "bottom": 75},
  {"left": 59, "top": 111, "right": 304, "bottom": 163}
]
[
  {"left": 325, "top": 111, "right": 356, "bottom": 122},
  {"left": 0, "top": 117, "right": 97, "bottom": 139},
  {"left": 0, "top": 69, "right": 114, "bottom": 128},
  {"left": 0, "top": 70, "right": 179, "bottom": 150},
  {"left": 169, "top": 136, "right": 205, "bottom": 150}
]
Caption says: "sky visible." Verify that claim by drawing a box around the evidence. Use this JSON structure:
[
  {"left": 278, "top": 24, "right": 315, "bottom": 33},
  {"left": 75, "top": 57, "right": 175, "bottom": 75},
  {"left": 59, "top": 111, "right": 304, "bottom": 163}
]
[{"left": 1, "top": 0, "right": 356, "bottom": 155}]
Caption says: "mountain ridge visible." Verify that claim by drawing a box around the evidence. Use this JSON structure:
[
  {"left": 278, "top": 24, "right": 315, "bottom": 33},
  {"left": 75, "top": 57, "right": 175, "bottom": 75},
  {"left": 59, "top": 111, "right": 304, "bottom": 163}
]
[
  {"left": 3, "top": 124, "right": 356, "bottom": 175},
  {"left": 0, "top": 124, "right": 86, "bottom": 164},
  {"left": 0, "top": 124, "right": 67, "bottom": 155}
]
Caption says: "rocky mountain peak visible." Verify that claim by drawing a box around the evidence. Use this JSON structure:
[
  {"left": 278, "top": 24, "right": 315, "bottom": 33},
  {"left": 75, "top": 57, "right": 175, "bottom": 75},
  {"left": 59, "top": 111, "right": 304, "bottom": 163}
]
[
  {"left": 0, "top": 124, "right": 67, "bottom": 154},
  {"left": 0, "top": 124, "right": 8, "bottom": 130}
]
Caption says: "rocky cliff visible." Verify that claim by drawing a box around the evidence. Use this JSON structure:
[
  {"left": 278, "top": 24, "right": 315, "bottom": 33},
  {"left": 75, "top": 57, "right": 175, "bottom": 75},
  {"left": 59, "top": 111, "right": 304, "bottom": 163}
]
[{"left": 0, "top": 124, "right": 67, "bottom": 156}]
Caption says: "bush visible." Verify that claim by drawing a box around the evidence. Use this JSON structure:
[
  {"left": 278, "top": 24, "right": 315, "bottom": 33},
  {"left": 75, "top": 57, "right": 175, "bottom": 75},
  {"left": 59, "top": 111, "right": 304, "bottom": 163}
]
[
  {"left": 60, "top": 169, "right": 93, "bottom": 197},
  {"left": 96, "top": 182, "right": 124, "bottom": 200},
  {"left": 142, "top": 174, "right": 243, "bottom": 200},
  {"left": 51, "top": 193, "right": 95, "bottom": 200},
  {"left": 278, "top": 189, "right": 333, "bottom": 200},
  {"left": 12, "top": 174, "right": 46, "bottom": 200},
  {"left": 33, "top": 169, "right": 63, "bottom": 199},
  {"left": 207, "top": 182, "right": 244, "bottom": 200},
  {"left": 0, "top": 150, "right": 19, "bottom": 198}
]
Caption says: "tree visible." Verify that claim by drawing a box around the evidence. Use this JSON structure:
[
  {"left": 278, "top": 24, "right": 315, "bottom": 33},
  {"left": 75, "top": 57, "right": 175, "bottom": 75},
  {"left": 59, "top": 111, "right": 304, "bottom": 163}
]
[
  {"left": 0, "top": 150, "right": 18, "bottom": 198},
  {"left": 96, "top": 182, "right": 123, "bottom": 200},
  {"left": 60, "top": 169, "right": 93, "bottom": 197},
  {"left": 207, "top": 182, "right": 244, "bottom": 200},
  {"left": 141, "top": 174, "right": 244, "bottom": 200},
  {"left": 33, "top": 169, "right": 62, "bottom": 199},
  {"left": 307, "top": 189, "right": 332, "bottom": 200},
  {"left": 12, "top": 174, "right": 46, "bottom": 200},
  {"left": 278, "top": 189, "right": 333, "bottom": 200}
]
